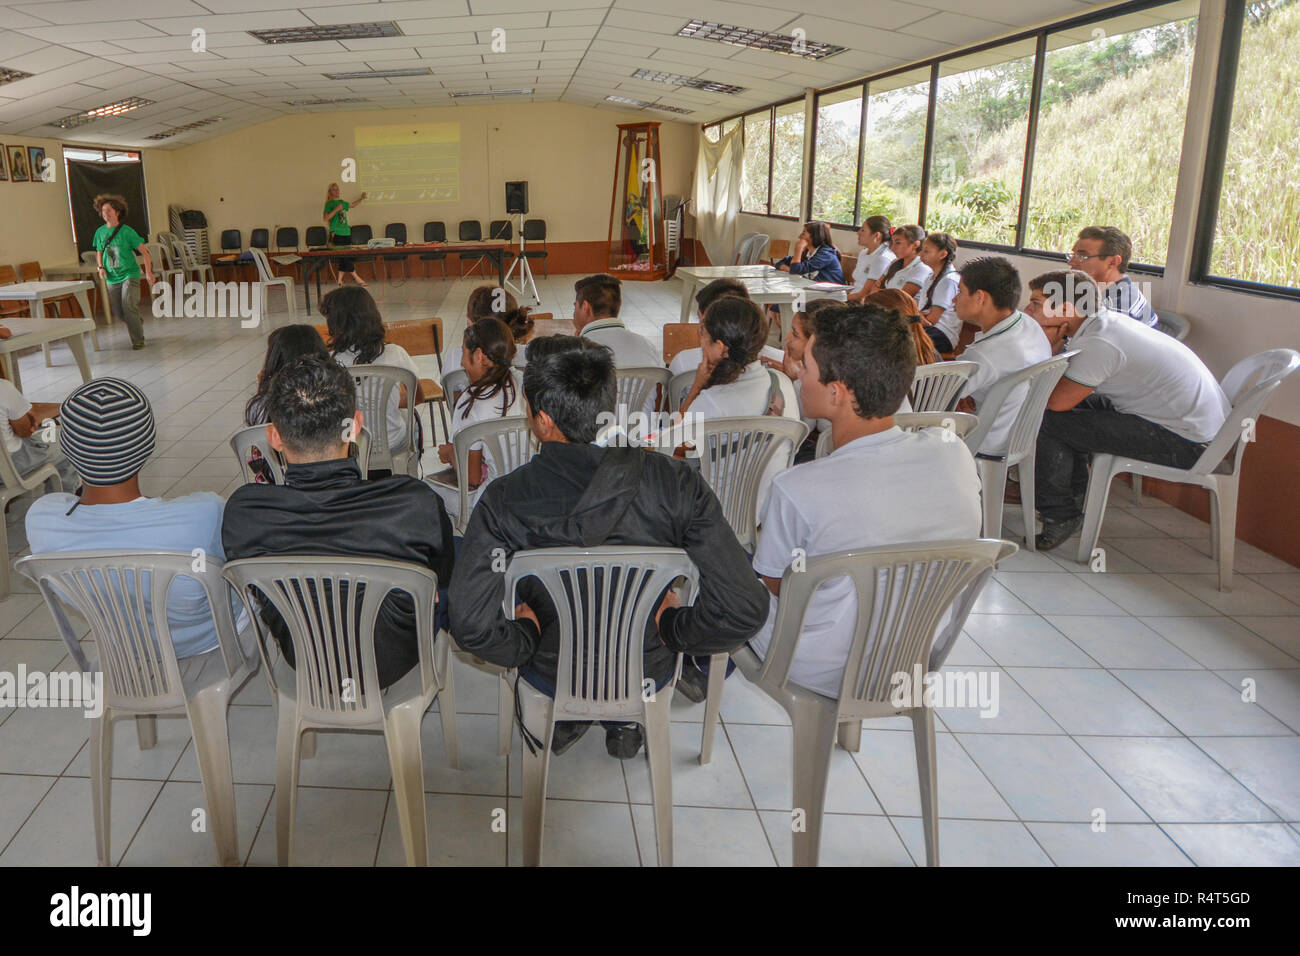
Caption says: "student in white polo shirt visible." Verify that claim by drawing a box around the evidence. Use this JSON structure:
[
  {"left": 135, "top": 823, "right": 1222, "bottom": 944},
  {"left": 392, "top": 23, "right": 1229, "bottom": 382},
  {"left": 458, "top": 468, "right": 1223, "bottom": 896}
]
[
  {"left": 1027, "top": 269, "right": 1229, "bottom": 550},
  {"left": 749, "top": 303, "right": 982, "bottom": 697},
  {"left": 953, "top": 257, "right": 1052, "bottom": 457},
  {"left": 669, "top": 278, "right": 786, "bottom": 377},
  {"left": 846, "top": 215, "right": 896, "bottom": 301},
  {"left": 879, "top": 225, "right": 932, "bottom": 300},
  {"left": 572, "top": 273, "right": 660, "bottom": 367},
  {"left": 1069, "top": 226, "right": 1158, "bottom": 327},
  {"left": 917, "top": 232, "right": 963, "bottom": 354}
]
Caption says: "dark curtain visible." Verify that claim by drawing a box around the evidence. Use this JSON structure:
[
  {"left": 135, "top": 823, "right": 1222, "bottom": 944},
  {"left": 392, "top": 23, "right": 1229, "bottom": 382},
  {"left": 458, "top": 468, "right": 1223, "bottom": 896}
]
[{"left": 67, "top": 159, "right": 149, "bottom": 256}]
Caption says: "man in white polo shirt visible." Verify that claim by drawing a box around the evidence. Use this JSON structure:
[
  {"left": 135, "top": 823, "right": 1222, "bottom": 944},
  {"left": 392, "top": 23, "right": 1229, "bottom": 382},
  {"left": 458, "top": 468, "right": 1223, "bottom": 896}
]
[
  {"left": 1028, "top": 269, "right": 1229, "bottom": 550},
  {"left": 573, "top": 273, "right": 661, "bottom": 417},
  {"left": 749, "top": 303, "right": 982, "bottom": 697},
  {"left": 953, "top": 256, "right": 1052, "bottom": 458}
]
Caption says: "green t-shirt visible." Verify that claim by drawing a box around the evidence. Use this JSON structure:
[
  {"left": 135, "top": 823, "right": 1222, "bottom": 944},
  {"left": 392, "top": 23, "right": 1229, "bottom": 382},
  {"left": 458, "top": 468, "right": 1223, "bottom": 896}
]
[
  {"left": 93, "top": 224, "right": 144, "bottom": 285},
  {"left": 324, "top": 199, "right": 351, "bottom": 237}
]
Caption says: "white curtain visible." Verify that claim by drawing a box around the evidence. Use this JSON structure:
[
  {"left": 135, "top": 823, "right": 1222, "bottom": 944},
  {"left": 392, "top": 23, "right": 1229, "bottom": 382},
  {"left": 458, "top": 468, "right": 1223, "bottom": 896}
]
[{"left": 692, "top": 125, "right": 742, "bottom": 267}]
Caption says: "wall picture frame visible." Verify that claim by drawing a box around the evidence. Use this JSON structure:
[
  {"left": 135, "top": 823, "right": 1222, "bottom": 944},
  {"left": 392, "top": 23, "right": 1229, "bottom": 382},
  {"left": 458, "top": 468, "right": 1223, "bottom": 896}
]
[
  {"left": 27, "top": 146, "right": 46, "bottom": 183},
  {"left": 7, "top": 144, "right": 29, "bottom": 182},
  {"left": 0, "top": 144, "right": 8, "bottom": 182}
]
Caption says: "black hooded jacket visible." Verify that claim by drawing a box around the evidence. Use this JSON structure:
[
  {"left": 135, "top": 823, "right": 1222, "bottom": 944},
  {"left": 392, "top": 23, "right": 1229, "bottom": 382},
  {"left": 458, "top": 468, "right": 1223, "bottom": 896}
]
[{"left": 448, "top": 441, "right": 769, "bottom": 689}]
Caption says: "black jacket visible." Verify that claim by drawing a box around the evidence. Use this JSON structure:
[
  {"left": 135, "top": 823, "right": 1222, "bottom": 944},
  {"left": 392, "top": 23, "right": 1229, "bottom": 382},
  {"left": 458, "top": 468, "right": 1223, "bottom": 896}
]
[
  {"left": 222, "top": 457, "right": 455, "bottom": 688},
  {"left": 448, "top": 442, "right": 769, "bottom": 689}
]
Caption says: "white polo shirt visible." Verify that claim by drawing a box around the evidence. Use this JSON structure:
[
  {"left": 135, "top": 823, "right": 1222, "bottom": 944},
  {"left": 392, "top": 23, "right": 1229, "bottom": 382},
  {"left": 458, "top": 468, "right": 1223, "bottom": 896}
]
[
  {"left": 850, "top": 245, "right": 896, "bottom": 293},
  {"left": 885, "top": 256, "right": 933, "bottom": 294},
  {"left": 580, "top": 316, "right": 661, "bottom": 368},
  {"left": 0, "top": 379, "right": 33, "bottom": 454},
  {"left": 750, "top": 427, "right": 982, "bottom": 697},
  {"left": 919, "top": 267, "right": 962, "bottom": 347},
  {"left": 1064, "top": 309, "right": 1229, "bottom": 443},
  {"left": 960, "top": 311, "right": 1053, "bottom": 457}
]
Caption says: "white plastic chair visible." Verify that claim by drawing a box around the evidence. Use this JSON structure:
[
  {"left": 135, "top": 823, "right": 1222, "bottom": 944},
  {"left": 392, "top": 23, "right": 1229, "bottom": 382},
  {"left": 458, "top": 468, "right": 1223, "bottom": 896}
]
[
  {"left": 1076, "top": 348, "right": 1300, "bottom": 591},
  {"left": 962, "top": 354, "right": 1070, "bottom": 549},
  {"left": 730, "top": 232, "right": 759, "bottom": 265},
  {"left": 667, "top": 369, "right": 696, "bottom": 413},
  {"left": 0, "top": 439, "right": 62, "bottom": 599},
  {"left": 909, "top": 361, "right": 978, "bottom": 413},
  {"left": 142, "top": 241, "right": 181, "bottom": 287},
  {"left": 229, "top": 424, "right": 372, "bottom": 486},
  {"left": 449, "top": 415, "right": 536, "bottom": 536},
  {"left": 615, "top": 365, "right": 671, "bottom": 413},
  {"left": 734, "top": 539, "right": 1017, "bottom": 866},
  {"left": 739, "top": 234, "right": 771, "bottom": 265},
  {"left": 221, "top": 555, "right": 457, "bottom": 866},
  {"left": 1131, "top": 313, "right": 1191, "bottom": 505},
  {"left": 351, "top": 364, "right": 420, "bottom": 477},
  {"left": 503, "top": 546, "right": 699, "bottom": 866},
  {"left": 15, "top": 549, "right": 259, "bottom": 866},
  {"left": 173, "top": 239, "right": 215, "bottom": 285},
  {"left": 693, "top": 415, "right": 809, "bottom": 764},
  {"left": 248, "top": 248, "right": 296, "bottom": 315},
  {"left": 441, "top": 367, "right": 469, "bottom": 406}
]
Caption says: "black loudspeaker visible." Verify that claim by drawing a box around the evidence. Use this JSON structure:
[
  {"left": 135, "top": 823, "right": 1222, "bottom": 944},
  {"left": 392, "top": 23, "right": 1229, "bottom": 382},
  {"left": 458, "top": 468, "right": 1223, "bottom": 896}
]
[{"left": 505, "top": 181, "right": 529, "bottom": 215}]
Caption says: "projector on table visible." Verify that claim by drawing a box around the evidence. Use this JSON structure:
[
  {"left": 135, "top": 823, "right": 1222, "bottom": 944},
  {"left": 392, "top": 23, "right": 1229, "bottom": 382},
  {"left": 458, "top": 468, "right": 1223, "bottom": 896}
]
[{"left": 366, "top": 238, "right": 397, "bottom": 248}]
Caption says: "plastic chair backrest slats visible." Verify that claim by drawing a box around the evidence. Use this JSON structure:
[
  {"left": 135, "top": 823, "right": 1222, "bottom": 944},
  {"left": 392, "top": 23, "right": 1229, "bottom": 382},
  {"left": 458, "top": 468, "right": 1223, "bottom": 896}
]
[
  {"left": 961, "top": 353, "right": 1070, "bottom": 461},
  {"left": 758, "top": 540, "right": 1016, "bottom": 711},
  {"left": 696, "top": 417, "right": 809, "bottom": 551},
  {"left": 452, "top": 415, "right": 536, "bottom": 531},
  {"left": 222, "top": 557, "right": 437, "bottom": 723},
  {"left": 615, "top": 366, "right": 671, "bottom": 412},
  {"left": 351, "top": 364, "right": 418, "bottom": 471},
  {"left": 1191, "top": 348, "right": 1300, "bottom": 476},
  {"left": 503, "top": 548, "right": 698, "bottom": 720},
  {"left": 909, "top": 361, "right": 978, "bottom": 413}
]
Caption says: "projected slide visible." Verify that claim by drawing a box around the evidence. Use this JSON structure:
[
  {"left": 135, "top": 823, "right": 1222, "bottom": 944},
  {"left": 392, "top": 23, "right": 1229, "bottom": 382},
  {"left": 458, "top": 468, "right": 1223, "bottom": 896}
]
[{"left": 356, "top": 123, "right": 460, "bottom": 203}]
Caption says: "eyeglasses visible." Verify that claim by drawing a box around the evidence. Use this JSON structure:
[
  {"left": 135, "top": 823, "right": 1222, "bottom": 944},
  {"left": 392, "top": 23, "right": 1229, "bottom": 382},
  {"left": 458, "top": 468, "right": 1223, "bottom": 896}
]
[{"left": 1066, "top": 251, "right": 1104, "bottom": 262}]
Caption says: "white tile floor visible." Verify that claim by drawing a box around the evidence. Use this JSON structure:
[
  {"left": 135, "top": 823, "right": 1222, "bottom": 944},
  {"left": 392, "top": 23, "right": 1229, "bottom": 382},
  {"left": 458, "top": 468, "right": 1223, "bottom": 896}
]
[{"left": 2, "top": 273, "right": 1298, "bottom": 867}]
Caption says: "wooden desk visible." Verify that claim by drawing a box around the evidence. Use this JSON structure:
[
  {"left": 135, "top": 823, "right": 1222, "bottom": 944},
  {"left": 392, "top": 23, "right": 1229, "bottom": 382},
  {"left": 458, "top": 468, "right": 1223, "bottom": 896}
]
[
  {"left": 0, "top": 316, "right": 95, "bottom": 391},
  {"left": 0, "top": 281, "right": 100, "bottom": 362}
]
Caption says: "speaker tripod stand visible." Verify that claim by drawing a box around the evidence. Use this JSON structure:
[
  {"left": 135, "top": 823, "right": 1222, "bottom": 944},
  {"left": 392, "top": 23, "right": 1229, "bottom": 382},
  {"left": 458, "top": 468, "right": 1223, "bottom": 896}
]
[{"left": 503, "top": 212, "right": 541, "bottom": 305}]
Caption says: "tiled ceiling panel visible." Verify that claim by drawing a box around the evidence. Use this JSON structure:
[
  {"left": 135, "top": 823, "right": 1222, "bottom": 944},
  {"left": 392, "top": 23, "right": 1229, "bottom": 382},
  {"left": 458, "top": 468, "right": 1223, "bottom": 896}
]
[{"left": 0, "top": 0, "right": 1114, "bottom": 147}]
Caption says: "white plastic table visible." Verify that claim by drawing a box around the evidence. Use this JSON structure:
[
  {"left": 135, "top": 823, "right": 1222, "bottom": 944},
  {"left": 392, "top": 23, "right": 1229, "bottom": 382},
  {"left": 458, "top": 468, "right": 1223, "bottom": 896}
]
[
  {"left": 0, "top": 281, "right": 100, "bottom": 361},
  {"left": 42, "top": 263, "right": 111, "bottom": 324},
  {"left": 0, "top": 316, "right": 95, "bottom": 392},
  {"left": 675, "top": 265, "right": 850, "bottom": 323}
]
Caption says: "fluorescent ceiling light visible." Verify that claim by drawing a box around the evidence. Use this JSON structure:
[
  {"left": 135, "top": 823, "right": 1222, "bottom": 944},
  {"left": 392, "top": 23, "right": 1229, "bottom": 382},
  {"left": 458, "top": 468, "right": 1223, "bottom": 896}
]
[
  {"left": 324, "top": 67, "right": 432, "bottom": 80},
  {"left": 251, "top": 22, "right": 402, "bottom": 44},
  {"left": 606, "top": 95, "right": 693, "bottom": 115},
  {"left": 284, "top": 97, "right": 369, "bottom": 106},
  {"left": 0, "top": 66, "right": 34, "bottom": 86},
  {"left": 677, "top": 19, "right": 846, "bottom": 60},
  {"left": 450, "top": 88, "right": 534, "bottom": 97},
  {"left": 52, "top": 97, "right": 155, "bottom": 129},
  {"left": 631, "top": 69, "right": 745, "bottom": 95},
  {"left": 143, "top": 117, "right": 224, "bottom": 140}
]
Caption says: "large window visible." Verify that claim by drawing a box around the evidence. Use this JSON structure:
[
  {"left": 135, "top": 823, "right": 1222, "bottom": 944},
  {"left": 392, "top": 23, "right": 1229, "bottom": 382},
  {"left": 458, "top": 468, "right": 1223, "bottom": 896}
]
[
  {"left": 1203, "top": 0, "right": 1300, "bottom": 291},
  {"left": 740, "top": 110, "right": 771, "bottom": 214},
  {"left": 811, "top": 85, "right": 863, "bottom": 225},
  {"left": 927, "top": 41, "right": 1036, "bottom": 246},
  {"left": 1025, "top": 2, "right": 1198, "bottom": 265},
  {"left": 770, "top": 100, "right": 805, "bottom": 218},
  {"left": 860, "top": 68, "right": 930, "bottom": 227}
]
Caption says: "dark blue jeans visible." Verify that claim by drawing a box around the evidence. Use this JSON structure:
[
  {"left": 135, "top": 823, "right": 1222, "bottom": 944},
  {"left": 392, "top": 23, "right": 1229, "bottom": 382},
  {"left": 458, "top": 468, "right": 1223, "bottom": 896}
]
[{"left": 1035, "top": 401, "right": 1208, "bottom": 524}]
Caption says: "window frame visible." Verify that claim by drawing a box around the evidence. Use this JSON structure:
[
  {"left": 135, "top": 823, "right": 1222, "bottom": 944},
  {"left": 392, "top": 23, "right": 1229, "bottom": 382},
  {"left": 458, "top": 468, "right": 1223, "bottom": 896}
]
[{"left": 701, "top": 0, "right": 1243, "bottom": 283}]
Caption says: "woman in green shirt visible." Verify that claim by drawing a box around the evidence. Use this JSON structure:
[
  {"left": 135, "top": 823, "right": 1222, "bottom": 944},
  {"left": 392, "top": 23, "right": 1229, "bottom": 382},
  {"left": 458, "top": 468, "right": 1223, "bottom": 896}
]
[
  {"left": 92, "top": 193, "right": 155, "bottom": 350},
  {"left": 323, "top": 182, "right": 368, "bottom": 286}
]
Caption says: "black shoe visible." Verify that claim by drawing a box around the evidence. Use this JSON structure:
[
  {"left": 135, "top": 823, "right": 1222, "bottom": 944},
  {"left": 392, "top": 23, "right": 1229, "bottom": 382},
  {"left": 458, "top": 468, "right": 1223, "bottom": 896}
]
[
  {"left": 674, "top": 663, "right": 708, "bottom": 703},
  {"left": 1035, "top": 516, "right": 1083, "bottom": 551},
  {"left": 551, "top": 721, "right": 592, "bottom": 755},
  {"left": 604, "top": 723, "right": 644, "bottom": 760}
]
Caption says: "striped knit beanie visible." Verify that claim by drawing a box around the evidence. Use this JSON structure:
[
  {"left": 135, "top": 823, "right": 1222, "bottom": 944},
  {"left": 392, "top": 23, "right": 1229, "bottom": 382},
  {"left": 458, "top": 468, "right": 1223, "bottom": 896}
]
[{"left": 58, "top": 378, "right": 156, "bottom": 485}]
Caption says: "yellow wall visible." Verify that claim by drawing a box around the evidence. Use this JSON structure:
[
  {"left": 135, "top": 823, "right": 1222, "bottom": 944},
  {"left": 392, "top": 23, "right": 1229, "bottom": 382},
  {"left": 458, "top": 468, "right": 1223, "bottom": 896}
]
[
  {"left": 163, "top": 102, "right": 696, "bottom": 247},
  {"left": 0, "top": 137, "right": 173, "bottom": 272}
]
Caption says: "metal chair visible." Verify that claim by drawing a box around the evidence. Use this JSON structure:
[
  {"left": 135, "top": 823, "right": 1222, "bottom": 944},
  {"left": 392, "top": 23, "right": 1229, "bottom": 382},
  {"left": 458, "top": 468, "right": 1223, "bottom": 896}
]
[
  {"left": 458, "top": 221, "right": 492, "bottom": 277},
  {"left": 0, "top": 438, "right": 62, "bottom": 599},
  {"left": 351, "top": 364, "right": 420, "bottom": 477},
  {"left": 420, "top": 222, "right": 448, "bottom": 279},
  {"left": 247, "top": 248, "right": 296, "bottom": 315},
  {"left": 221, "top": 556, "right": 456, "bottom": 866},
  {"left": 230, "top": 424, "right": 371, "bottom": 485},
  {"left": 449, "top": 415, "right": 536, "bottom": 536},
  {"left": 662, "top": 323, "right": 698, "bottom": 364},
  {"left": 274, "top": 227, "right": 299, "bottom": 252},
  {"left": 304, "top": 226, "right": 328, "bottom": 249},
  {"left": 733, "top": 539, "right": 1017, "bottom": 866},
  {"left": 1076, "top": 348, "right": 1300, "bottom": 591},
  {"left": 963, "top": 354, "right": 1071, "bottom": 549},
  {"left": 16, "top": 549, "right": 259, "bottom": 866},
  {"left": 909, "top": 361, "right": 978, "bottom": 413},
  {"left": 220, "top": 229, "right": 242, "bottom": 254},
  {"left": 504, "top": 546, "right": 699, "bottom": 866},
  {"left": 615, "top": 366, "right": 671, "bottom": 414},
  {"left": 693, "top": 415, "right": 809, "bottom": 764},
  {"left": 249, "top": 228, "right": 270, "bottom": 251}
]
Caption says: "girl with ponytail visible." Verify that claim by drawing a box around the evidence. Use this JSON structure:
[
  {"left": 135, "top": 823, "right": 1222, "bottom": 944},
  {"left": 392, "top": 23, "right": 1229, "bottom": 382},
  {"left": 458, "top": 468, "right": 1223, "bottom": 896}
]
[
  {"left": 917, "top": 232, "right": 962, "bottom": 354},
  {"left": 847, "top": 215, "right": 896, "bottom": 301},
  {"left": 432, "top": 316, "right": 526, "bottom": 521}
]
